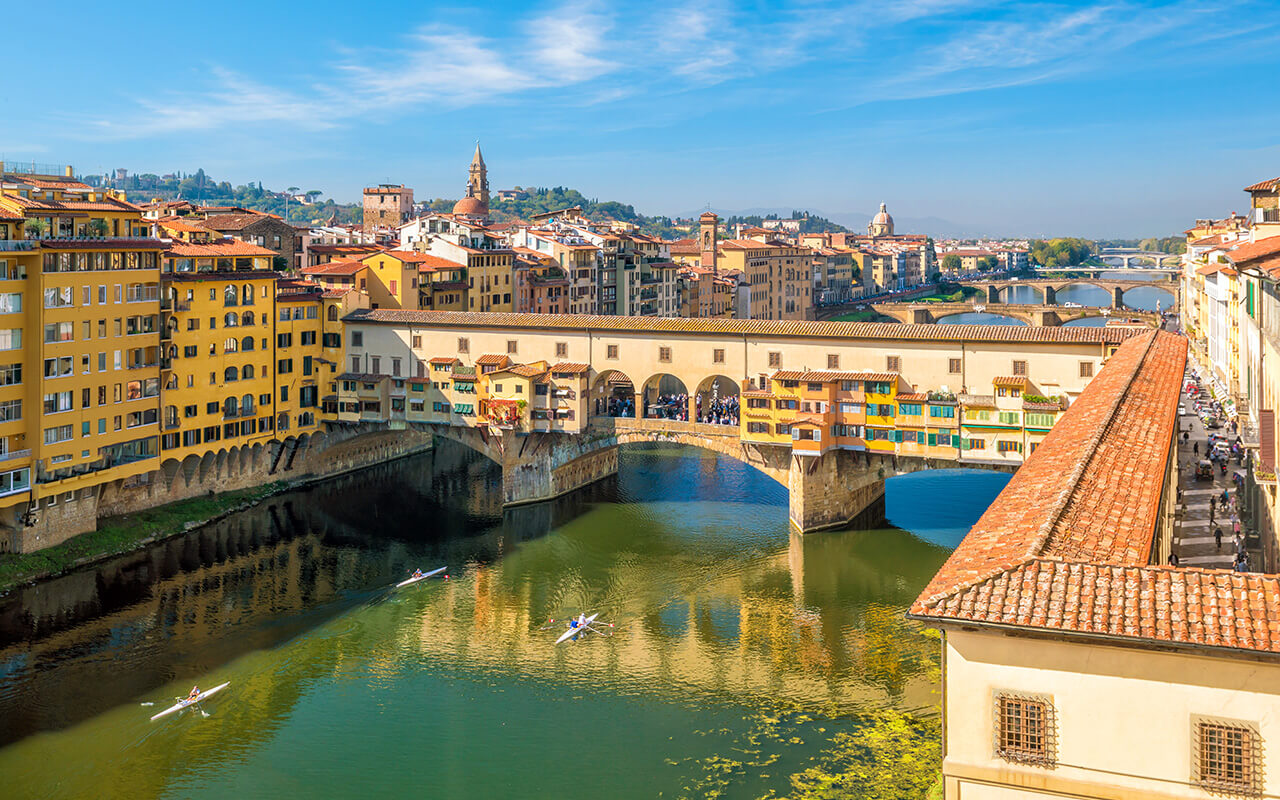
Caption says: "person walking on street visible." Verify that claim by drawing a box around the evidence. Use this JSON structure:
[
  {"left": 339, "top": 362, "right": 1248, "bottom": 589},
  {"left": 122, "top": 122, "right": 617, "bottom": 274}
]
[
  {"left": 1209, "top": 501, "right": 1215, "bottom": 526},
  {"left": 1215, "top": 527, "right": 1224, "bottom": 551},
  {"left": 1193, "top": 441, "right": 1199, "bottom": 456}
]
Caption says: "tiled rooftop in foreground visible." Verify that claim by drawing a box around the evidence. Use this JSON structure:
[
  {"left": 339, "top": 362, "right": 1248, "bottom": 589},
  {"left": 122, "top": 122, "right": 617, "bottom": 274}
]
[
  {"left": 344, "top": 309, "right": 1143, "bottom": 344},
  {"left": 912, "top": 330, "right": 1280, "bottom": 655}
]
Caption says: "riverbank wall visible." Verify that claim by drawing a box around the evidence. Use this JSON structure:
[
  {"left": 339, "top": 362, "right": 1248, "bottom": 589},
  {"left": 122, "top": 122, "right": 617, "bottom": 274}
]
[{"left": 3, "top": 423, "right": 433, "bottom": 560}]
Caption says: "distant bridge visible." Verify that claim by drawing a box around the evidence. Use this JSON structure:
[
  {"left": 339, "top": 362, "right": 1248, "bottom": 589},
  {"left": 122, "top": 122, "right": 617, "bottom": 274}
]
[
  {"left": 869, "top": 302, "right": 1159, "bottom": 327},
  {"left": 1096, "top": 248, "right": 1180, "bottom": 268},
  {"left": 958, "top": 277, "right": 1179, "bottom": 309}
]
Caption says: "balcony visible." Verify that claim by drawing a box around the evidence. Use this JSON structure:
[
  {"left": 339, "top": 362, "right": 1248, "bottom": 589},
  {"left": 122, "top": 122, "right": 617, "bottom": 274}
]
[
  {"left": 126, "top": 361, "right": 159, "bottom": 370},
  {"left": 0, "top": 241, "right": 36, "bottom": 252},
  {"left": 0, "top": 449, "right": 30, "bottom": 464}
]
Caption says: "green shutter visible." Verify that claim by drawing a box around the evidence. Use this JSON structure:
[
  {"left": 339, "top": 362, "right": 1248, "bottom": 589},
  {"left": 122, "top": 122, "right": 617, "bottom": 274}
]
[{"left": 928, "top": 433, "right": 936, "bottom": 446}]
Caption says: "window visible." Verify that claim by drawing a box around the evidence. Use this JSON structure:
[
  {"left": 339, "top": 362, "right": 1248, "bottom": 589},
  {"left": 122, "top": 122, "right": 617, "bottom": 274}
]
[
  {"left": 370, "top": 356, "right": 380, "bottom": 374},
  {"left": 998, "top": 411, "right": 1020, "bottom": 425},
  {"left": 507, "top": 340, "right": 518, "bottom": 355},
  {"left": 0, "top": 400, "right": 19, "bottom": 422},
  {"left": 301, "top": 331, "right": 316, "bottom": 346},
  {"left": 949, "top": 358, "right": 962, "bottom": 374},
  {"left": 0, "top": 329, "right": 21, "bottom": 351},
  {"left": 277, "top": 332, "right": 293, "bottom": 348},
  {"left": 899, "top": 403, "right": 922, "bottom": 416},
  {"left": 350, "top": 331, "right": 363, "bottom": 347},
  {"left": 555, "top": 342, "right": 568, "bottom": 358},
  {"left": 43, "top": 391, "right": 73, "bottom": 414},
  {"left": 43, "top": 286, "right": 73, "bottom": 308},
  {"left": 886, "top": 355, "right": 900, "bottom": 372},
  {"left": 1012, "top": 360, "right": 1027, "bottom": 376},
  {"left": 458, "top": 337, "right": 469, "bottom": 353},
  {"left": 823, "top": 354, "right": 838, "bottom": 370},
  {"left": 1080, "top": 361, "right": 1094, "bottom": 378},
  {"left": 278, "top": 359, "right": 293, "bottom": 375},
  {"left": 1195, "top": 719, "right": 1261, "bottom": 794},
  {"left": 44, "top": 357, "right": 74, "bottom": 378},
  {"left": 746, "top": 422, "right": 769, "bottom": 434},
  {"left": 43, "top": 424, "right": 73, "bottom": 444},
  {"left": 997, "top": 440, "right": 1024, "bottom": 454},
  {"left": 659, "top": 347, "right": 671, "bottom": 363},
  {"left": 607, "top": 345, "right": 618, "bottom": 359},
  {"left": 0, "top": 363, "right": 19, "bottom": 386},
  {"left": 768, "top": 352, "right": 781, "bottom": 368},
  {"left": 44, "top": 322, "right": 74, "bottom": 343},
  {"left": 995, "top": 694, "right": 1054, "bottom": 767}
]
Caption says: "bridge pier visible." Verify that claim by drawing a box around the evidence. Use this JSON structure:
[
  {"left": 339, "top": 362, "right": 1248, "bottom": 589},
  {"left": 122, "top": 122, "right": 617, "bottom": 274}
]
[
  {"left": 503, "top": 437, "right": 619, "bottom": 506},
  {"left": 788, "top": 448, "right": 891, "bottom": 532},
  {"left": 1043, "top": 286, "right": 1055, "bottom": 305},
  {"left": 912, "top": 308, "right": 935, "bottom": 324},
  {"left": 1113, "top": 287, "right": 1124, "bottom": 309},
  {"left": 987, "top": 285, "right": 1001, "bottom": 304}
]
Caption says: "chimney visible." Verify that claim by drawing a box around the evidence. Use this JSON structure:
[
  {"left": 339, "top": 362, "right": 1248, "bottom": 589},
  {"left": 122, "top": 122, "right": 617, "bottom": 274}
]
[{"left": 64, "top": 165, "right": 74, "bottom": 178}]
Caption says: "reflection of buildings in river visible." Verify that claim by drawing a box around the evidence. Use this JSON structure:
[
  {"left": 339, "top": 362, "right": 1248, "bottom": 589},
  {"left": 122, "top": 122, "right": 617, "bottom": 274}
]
[{"left": 407, "top": 539, "right": 940, "bottom": 713}]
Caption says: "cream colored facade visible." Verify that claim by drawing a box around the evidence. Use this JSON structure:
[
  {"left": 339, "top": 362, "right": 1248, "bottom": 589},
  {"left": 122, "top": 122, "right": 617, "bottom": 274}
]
[{"left": 941, "top": 628, "right": 1280, "bottom": 800}]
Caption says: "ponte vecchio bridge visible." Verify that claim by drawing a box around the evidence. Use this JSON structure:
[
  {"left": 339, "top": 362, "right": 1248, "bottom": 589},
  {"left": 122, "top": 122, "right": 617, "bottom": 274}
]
[
  {"left": 960, "top": 276, "right": 1179, "bottom": 308},
  {"left": 339, "top": 310, "right": 1140, "bottom": 532}
]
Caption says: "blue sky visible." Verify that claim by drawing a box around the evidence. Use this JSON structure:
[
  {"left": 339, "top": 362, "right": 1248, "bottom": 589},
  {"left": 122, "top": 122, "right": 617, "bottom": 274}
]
[{"left": 4, "top": 0, "right": 1279, "bottom": 237}]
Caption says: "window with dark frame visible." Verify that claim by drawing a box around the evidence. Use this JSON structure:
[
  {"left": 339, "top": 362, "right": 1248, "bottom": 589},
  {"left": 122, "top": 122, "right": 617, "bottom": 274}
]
[
  {"left": 768, "top": 352, "right": 781, "bottom": 368},
  {"left": 1013, "top": 360, "right": 1028, "bottom": 376},
  {"left": 827, "top": 354, "right": 839, "bottom": 370},
  {"left": 555, "top": 342, "right": 568, "bottom": 358},
  {"left": 949, "top": 358, "right": 962, "bottom": 374},
  {"left": 658, "top": 346, "right": 671, "bottom": 363},
  {"left": 1080, "top": 361, "right": 1094, "bottom": 378},
  {"left": 995, "top": 694, "right": 1054, "bottom": 767},
  {"left": 1195, "top": 719, "right": 1261, "bottom": 794},
  {"left": 886, "top": 355, "right": 900, "bottom": 372},
  {"left": 507, "top": 340, "right": 518, "bottom": 354},
  {"left": 458, "top": 337, "right": 469, "bottom": 353},
  {"left": 607, "top": 344, "right": 618, "bottom": 359},
  {"left": 713, "top": 348, "right": 725, "bottom": 364}
]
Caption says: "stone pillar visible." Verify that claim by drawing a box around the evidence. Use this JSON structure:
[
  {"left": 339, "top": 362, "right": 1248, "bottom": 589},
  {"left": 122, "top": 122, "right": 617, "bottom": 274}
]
[
  {"left": 788, "top": 448, "right": 889, "bottom": 533},
  {"left": 1043, "top": 285, "right": 1056, "bottom": 305},
  {"left": 912, "top": 307, "right": 934, "bottom": 324},
  {"left": 988, "top": 285, "right": 1001, "bottom": 303},
  {"left": 502, "top": 432, "right": 619, "bottom": 507},
  {"left": 1113, "top": 287, "right": 1125, "bottom": 309},
  {"left": 1035, "top": 310, "right": 1062, "bottom": 327}
]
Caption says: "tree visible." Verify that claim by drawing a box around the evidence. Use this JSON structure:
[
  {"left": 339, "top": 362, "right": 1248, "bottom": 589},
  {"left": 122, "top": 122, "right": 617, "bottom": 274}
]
[
  {"left": 284, "top": 186, "right": 300, "bottom": 223},
  {"left": 23, "top": 219, "right": 47, "bottom": 239},
  {"left": 305, "top": 190, "right": 322, "bottom": 204},
  {"left": 978, "top": 255, "right": 999, "bottom": 271},
  {"left": 86, "top": 218, "right": 108, "bottom": 237},
  {"left": 941, "top": 254, "right": 961, "bottom": 273}
]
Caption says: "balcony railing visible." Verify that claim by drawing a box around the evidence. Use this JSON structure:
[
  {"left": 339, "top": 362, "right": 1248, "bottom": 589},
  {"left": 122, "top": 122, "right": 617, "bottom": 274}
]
[
  {"left": 0, "top": 241, "right": 36, "bottom": 251},
  {"left": 0, "top": 449, "right": 30, "bottom": 464}
]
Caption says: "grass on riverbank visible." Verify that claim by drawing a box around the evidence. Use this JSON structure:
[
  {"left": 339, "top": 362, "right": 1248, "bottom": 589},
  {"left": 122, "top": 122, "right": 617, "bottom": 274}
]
[
  {"left": 829, "top": 310, "right": 894, "bottom": 322},
  {"left": 0, "top": 482, "right": 286, "bottom": 593},
  {"left": 917, "top": 286, "right": 981, "bottom": 303}
]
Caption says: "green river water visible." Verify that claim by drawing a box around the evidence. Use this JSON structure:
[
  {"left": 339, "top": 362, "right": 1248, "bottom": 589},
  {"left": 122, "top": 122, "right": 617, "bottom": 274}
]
[{"left": 0, "top": 442, "right": 1010, "bottom": 799}]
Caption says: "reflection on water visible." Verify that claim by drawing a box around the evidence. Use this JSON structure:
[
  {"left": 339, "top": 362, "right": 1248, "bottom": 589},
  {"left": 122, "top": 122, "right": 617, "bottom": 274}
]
[
  {"left": 0, "top": 442, "right": 1008, "bottom": 799},
  {"left": 935, "top": 312, "right": 1027, "bottom": 326},
  {"left": 1063, "top": 316, "right": 1108, "bottom": 327}
]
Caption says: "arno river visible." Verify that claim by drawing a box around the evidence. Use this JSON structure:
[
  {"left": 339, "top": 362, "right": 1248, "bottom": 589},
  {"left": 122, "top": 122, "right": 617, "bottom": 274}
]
[{"left": 0, "top": 443, "right": 1010, "bottom": 799}]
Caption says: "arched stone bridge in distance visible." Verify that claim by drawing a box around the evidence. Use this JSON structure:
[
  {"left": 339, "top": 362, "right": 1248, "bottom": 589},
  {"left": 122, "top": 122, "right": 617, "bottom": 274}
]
[
  {"left": 868, "top": 302, "right": 1160, "bottom": 327},
  {"left": 1096, "top": 248, "right": 1180, "bottom": 267},
  {"left": 423, "top": 417, "right": 1008, "bottom": 533},
  {"left": 958, "top": 276, "right": 1180, "bottom": 308}
]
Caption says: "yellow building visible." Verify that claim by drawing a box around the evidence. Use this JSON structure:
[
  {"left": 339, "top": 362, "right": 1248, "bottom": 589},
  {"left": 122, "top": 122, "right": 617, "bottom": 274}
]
[
  {"left": 359, "top": 250, "right": 424, "bottom": 310},
  {"left": 0, "top": 165, "right": 165, "bottom": 550},
  {"left": 718, "top": 238, "right": 812, "bottom": 320}
]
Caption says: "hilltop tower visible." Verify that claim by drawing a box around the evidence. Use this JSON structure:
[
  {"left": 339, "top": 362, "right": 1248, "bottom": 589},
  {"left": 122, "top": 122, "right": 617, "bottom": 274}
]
[{"left": 452, "top": 143, "right": 490, "bottom": 218}]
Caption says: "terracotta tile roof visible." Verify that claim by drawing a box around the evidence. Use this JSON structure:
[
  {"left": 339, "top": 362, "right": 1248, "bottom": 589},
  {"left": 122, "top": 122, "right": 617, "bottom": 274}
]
[
  {"left": 428, "top": 356, "right": 460, "bottom": 365},
  {"left": 165, "top": 240, "right": 277, "bottom": 258},
  {"left": 320, "top": 289, "right": 351, "bottom": 298},
  {"left": 343, "top": 310, "right": 1141, "bottom": 346},
  {"left": 1225, "top": 237, "right": 1280, "bottom": 265},
  {"left": 504, "top": 363, "right": 547, "bottom": 378},
  {"left": 896, "top": 392, "right": 927, "bottom": 402},
  {"left": 200, "top": 213, "right": 276, "bottom": 231},
  {"left": 550, "top": 362, "right": 590, "bottom": 374},
  {"left": 668, "top": 238, "right": 699, "bottom": 255},
  {"left": 337, "top": 372, "right": 387, "bottom": 382},
  {"left": 3, "top": 194, "right": 141, "bottom": 213},
  {"left": 301, "top": 260, "right": 366, "bottom": 276},
  {"left": 156, "top": 217, "right": 215, "bottom": 234},
  {"left": 3, "top": 175, "right": 93, "bottom": 191},
  {"left": 1243, "top": 177, "right": 1280, "bottom": 192},
  {"left": 474, "top": 354, "right": 511, "bottom": 366},
  {"left": 911, "top": 333, "right": 1280, "bottom": 655},
  {"left": 992, "top": 376, "right": 1030, "bottom": 388},
  {"left": 372, "top": 249, "right": 441, "bottom": 264},
  {"left": 772, "top": 370, "right": 897, "bottom": 383}
]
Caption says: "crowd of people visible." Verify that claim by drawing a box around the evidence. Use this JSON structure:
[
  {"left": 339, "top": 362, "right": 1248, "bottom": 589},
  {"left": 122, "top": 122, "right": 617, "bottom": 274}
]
[
  {"left": 647, "top": 393, "right": 690, "bottom": 421},
  {"left": 695, "top": 394, "right": 739, "bottom": 426},
  {"left": 598, "top": 396, "right": 635, "bottom": 418}
]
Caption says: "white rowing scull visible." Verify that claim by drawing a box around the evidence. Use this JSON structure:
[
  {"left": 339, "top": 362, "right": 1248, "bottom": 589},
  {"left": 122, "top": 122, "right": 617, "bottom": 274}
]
[
  {"left": 394, "top": 566, "right": 447, "bottom": 588},
  {"left": 150, "top": 682, "right": 230, "bottom": 721}
]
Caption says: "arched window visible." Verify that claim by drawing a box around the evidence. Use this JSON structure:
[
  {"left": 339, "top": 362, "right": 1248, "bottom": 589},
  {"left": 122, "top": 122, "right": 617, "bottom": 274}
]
[
  {"left": 241, "top": 394, "right": 254, "bottom": 414},
  {"left": 224, "top": 396, "right": 238, "bottom": 416},
  {"left": 241, "top": 311, "right": 255, "bottom": 326},
  {"left": 241, "top": 336, "right": 255, "bottom": 351},
  {"left": 242, "top": 284, "right": 255, "bottom": 305},
  {"left": 277, "top": 412, "right": 290, "bottom": 431},
  {"left": 242, "top": 364, "right": 255, "bottom": 379},
  {"left": 224, "top": 338, "right": 238, "bottom": 353},
  {"left": 225, "top": 366, "right": 239, "bottom": 382},
  {"left": 225, "top": 312, "right": 239, "bottom": 327},
  {"left": 164, "top": 374, "right": 177, "bottom": 390},
  {"left": 327, "top": 305, "right": 338, "bottom": 321},
  {"left": 166, "top": 345, "right": 177, "bottom": 359},
  {"left": 224, "top": 284, "right": 238, "bottom": 306}
]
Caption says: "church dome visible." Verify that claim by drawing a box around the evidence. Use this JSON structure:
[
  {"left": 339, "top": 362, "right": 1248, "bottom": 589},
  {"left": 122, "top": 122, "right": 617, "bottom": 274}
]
[
  {"left": 452, "top": 196, "right": 487, "bottom": 217},
  {"left": 871, "top": 202, "right": 893, "bottom": 227}
]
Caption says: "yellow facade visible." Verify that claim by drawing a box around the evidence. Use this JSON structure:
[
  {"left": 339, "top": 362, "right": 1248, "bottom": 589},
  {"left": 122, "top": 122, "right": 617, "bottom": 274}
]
[{"left": 359, "top": 251, "right": 420, "bottom": 310}]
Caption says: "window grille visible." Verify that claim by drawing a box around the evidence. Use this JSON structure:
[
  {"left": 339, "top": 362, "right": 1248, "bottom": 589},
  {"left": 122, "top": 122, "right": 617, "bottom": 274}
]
[
  {"left": 994, "top": 693, "right": 1055, "bottom": 767},
  {"left": 1194, "top": 718, "right": 1262, "bottom": 795}
]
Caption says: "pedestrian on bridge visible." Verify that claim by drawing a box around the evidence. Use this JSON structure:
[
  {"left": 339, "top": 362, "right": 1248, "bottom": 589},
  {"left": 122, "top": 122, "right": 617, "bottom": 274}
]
[{"left": 1215, "top": 527, "right": 1223, "bottom": 551}]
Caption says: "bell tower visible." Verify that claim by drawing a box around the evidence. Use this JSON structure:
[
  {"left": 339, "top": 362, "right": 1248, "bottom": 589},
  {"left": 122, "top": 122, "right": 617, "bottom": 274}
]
[
  {"left": 699, "top": 211, "right": 719, "bottom": 273},
  {"left": 467, "top": 142, "right": 490, "bottom": 207}
]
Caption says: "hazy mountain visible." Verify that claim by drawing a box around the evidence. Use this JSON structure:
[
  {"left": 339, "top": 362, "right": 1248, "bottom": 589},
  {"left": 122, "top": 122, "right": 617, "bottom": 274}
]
[{"left": 677, "top": 206, "right": 984, "bottom": 239}]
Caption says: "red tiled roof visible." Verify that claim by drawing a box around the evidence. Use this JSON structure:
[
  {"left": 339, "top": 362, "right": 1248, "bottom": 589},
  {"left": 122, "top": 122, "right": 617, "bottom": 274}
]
[
  {"left": 165, "top": 240, "right": 276, "bottom": 258},
  {"left": 429, "top": 356, "right": 460, "bottom": 365},
  {"left": 156, "top": 217, "right": 215, "bottom": 234},
  {"left": 896, "top": 392, "right": 927, "bottom": 402},
  {"left": 1225, "top": 237, "right": 1280, "bottom": 265},
  {"left": 474, "top": 354, "right": 510, "bottom": 365},
  {"left": 1243, "top": 177, "right": 1280, "bottom": 192},
  {"left": 992, "top": 376, "right": 1030, "bottom": 387},
  {"left": 200, "top": 213, "right": 275, "bottom": 231},
  {"left": 301, "top": 260, "right": 365, "bottom": 276},
  {"left": 550, "top": 362, "right": 590, "bottom": 374},
  {"left": 772, "top": 370, "right": 899, "bottom": 383},
  {"left": 910, "top": 333, "right": 1280, "bottom": 655}
]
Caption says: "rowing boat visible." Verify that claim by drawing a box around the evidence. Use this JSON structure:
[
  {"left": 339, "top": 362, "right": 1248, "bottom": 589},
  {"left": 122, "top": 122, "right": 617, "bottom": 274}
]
[
  {"left": 555, "top": 613, "right": 599, "bottom": 644},
  {"left": 394, "top": 566, "right": 447, "bottom": 588},
  {"left": 150, "top": 682, "right": 230, "bottom": 721}
]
